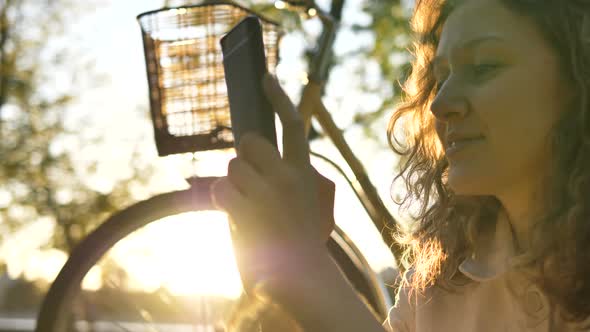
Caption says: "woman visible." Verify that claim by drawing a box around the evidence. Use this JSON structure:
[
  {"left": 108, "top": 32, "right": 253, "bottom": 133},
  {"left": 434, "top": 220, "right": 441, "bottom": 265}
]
[{"left": 211, "top": 0, "right": 590, "bottom": 330}]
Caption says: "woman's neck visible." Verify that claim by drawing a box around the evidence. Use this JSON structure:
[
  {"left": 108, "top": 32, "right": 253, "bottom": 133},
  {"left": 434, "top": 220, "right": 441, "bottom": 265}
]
[
  {"left": 495, "top": 181, "right": 545, "bottom": 252},
  {"left": 496, "top": 206, "right": 528, "bottom": 252}
]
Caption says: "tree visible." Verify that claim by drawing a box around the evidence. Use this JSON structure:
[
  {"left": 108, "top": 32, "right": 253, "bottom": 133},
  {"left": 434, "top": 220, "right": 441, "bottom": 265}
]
[
  {"left": 254, "top": 0, "right": 415, "bottom": 145},
  {"left": 0, "top": 0, "right": 152, "bottom": 275}
]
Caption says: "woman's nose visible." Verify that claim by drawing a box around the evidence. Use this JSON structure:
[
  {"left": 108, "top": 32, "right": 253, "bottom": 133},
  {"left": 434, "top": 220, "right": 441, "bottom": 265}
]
[{"left": 430, "top": 79, "right": 468, "bottom": 122}]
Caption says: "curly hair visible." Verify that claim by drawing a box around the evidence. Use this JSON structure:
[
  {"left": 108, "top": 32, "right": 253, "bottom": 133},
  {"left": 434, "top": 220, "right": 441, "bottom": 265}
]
[{"left": 388, "top": 0, "right": 590, "bottom": 323}]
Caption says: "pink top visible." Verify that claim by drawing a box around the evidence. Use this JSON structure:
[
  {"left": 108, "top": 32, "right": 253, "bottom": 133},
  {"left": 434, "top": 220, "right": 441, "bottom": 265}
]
[{"left": 382, "top": 210, "right": 589, "bottom": 331}]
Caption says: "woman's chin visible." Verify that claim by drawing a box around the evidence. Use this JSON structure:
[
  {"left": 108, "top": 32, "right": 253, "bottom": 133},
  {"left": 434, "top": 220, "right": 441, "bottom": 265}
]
[{"left": 447, "top": 173, "right": 490, "bottom": 196}]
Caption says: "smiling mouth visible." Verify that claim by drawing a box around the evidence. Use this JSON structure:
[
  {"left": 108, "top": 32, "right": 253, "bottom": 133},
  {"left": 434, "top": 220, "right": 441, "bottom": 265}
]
[{"left": 446, "top": 137, "right": 485, "bottom": 156}]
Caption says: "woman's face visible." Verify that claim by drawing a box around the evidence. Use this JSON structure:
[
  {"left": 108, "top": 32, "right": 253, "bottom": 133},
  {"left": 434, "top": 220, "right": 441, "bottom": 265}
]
[{"left": 431, "top": 0, "right": 572, "bottom": 197}]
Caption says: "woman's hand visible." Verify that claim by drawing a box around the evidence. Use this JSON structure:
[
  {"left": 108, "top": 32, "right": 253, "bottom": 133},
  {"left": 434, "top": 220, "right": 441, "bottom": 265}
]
[
  {"left": 211, "top": 74, "right": 389, "bottom": 332},
  {"left": 210, "top": 73, "right": 335, "bottom": 293}
]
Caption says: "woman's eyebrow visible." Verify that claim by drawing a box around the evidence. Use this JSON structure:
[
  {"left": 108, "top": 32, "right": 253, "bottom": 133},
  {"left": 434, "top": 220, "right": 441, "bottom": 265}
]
[{"left": 432, "top": 36, "right": 506, "bottom": 69}]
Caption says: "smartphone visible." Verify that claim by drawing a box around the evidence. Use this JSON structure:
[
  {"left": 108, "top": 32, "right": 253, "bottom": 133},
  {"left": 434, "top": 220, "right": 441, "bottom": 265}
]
[{"left": 220, "top": 16, "right": 278, "bottom": 149}]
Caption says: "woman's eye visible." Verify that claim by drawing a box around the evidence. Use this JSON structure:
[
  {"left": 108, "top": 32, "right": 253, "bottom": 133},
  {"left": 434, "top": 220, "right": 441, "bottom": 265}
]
[
  {"left": 468, "top": 64, "right": 499, "bottom": 79},
  {"left": 432, "top": 64, "right": 499, "bottom": 93}
]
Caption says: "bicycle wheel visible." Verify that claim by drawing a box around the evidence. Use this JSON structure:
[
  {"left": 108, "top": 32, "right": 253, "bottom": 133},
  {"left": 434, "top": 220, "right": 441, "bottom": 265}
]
[{"left": 35, "top": 176, "right": 391, "bottom": 331}]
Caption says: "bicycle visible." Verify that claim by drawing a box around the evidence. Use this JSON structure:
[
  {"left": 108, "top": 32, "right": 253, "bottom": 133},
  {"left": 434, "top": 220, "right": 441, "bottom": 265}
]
[{"left": 35, "top": 0, "right": 404, "bottom": 330}]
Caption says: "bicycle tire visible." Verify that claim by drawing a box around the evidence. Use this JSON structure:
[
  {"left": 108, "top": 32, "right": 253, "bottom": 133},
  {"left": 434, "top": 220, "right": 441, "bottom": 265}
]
[{"left": 35, "top": 176, "right": 390, "bottom": 331}]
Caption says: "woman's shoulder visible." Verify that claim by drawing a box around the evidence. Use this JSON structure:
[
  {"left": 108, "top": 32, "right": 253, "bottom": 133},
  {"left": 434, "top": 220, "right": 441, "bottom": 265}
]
[
  {"left": 382, "top": 267, "right": 475, "bottom": 332},
  {"left": 382, "top": 269, "right": 418, "bottom": 332}
]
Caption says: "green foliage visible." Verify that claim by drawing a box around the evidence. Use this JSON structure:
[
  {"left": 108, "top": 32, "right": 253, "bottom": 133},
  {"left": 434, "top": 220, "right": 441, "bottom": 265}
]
[
  {"left": 350, "top": 0, "right": 413, "bottom": 139},
  {"left": 0, "top": 0, "right": 151, "bottom": 264},
  {"left": 248, "top": 0, "right": 415, "bottom": 144},
  {"left": 254, "top": 0, "right": 414, "bottom": 144}
]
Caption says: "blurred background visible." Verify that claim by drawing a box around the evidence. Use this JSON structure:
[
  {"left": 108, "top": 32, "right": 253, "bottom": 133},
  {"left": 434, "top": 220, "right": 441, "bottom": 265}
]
[{"left": 0, "top": 0, "right": 415, "bottom": 329}]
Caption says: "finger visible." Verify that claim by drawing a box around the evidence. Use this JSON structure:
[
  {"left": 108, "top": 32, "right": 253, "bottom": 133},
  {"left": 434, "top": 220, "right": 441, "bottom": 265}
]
[
  {"left": 211, "top": 177, "right": 270, "bottom": 241},
  {"left": 262, "top": 73, "right": 310, "bottom": 168},
  {"left": 237, "top": 133, "right": 282, "bottom": 177},
  {"left": 227, "top": 156, "right": 272, "bottom": 201},
  {"left": 209, "top": 177, "right": 248, "bottom": 216}
]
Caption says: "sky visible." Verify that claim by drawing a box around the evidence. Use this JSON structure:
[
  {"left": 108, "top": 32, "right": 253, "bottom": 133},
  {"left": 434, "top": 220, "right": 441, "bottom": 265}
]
[{"left": 4, "top": 0, "right": 416, "bottom": 297}]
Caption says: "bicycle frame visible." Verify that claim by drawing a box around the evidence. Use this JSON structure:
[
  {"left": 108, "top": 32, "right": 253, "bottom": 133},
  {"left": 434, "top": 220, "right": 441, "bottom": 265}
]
[
  {"left": 291, "top": 0, "right": 405, "bottom": 269},
  {"left": 34, "top": 3, "right": 404, "bottom": 329}
]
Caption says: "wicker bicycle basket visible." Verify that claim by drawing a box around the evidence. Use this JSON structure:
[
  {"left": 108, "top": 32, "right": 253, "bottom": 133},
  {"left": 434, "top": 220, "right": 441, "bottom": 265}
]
[{"left": 137, "top": 1, "right": 282, "bottom": 156}]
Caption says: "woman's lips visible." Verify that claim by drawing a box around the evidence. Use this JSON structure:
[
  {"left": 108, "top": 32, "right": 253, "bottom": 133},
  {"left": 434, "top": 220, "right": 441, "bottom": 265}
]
[{"left": 446, "top": 137, "right": 485, "bottom": 157}]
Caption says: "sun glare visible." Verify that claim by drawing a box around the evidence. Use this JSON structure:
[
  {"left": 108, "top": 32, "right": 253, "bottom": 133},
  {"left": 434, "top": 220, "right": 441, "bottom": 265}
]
[{"left": 104, "top": 211, "right": 243, "bottom": 299}]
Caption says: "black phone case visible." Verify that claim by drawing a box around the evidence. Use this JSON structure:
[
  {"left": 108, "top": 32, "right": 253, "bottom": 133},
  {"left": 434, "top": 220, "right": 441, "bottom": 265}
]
[{"left": 220, "top": 16, "right": 278, "bottom": 149}]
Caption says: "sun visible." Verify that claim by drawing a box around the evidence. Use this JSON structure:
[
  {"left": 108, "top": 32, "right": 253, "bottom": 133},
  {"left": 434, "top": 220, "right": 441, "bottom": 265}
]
[{"left": 96, "top": 210, "right": 244, "bottom": 299}]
